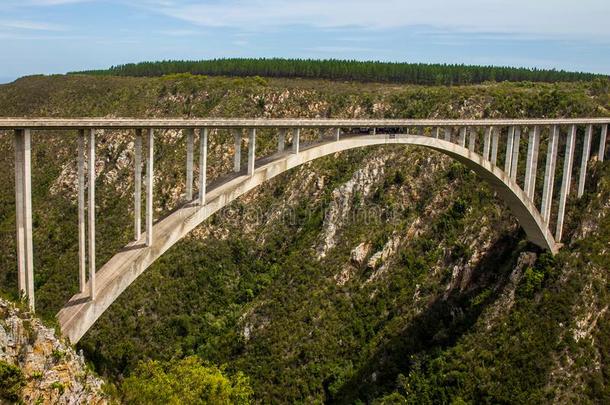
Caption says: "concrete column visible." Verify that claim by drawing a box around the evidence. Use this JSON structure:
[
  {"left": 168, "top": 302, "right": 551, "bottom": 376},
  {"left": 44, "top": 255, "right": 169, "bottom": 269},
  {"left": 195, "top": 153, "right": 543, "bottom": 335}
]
[
  {"left": 234, "top": 130, "right": 241, "bottom": 172},
  {"left": 541, "top": 125, "right": 559, "bottom": 224},
  {"left": 444, "top": 127, "right": 452, "bottom": 142},
  {"left": 505, "top": 127, "right": 515, "bottom": 174},
  {"left": 458, "top": 127, "right": 466, "bottom": 147},
  {"left": 577, "top": 124, "right": 593, "bottom": 198},
  {"left": 146, "top": 129, "right": 154, "bottom": 247},
  {"left": 88, "top": 129, "right": 96, "bottom": 300},
  {"left": 491, "top": 127, "right": 499, "bottom": 166},
  {"left": 435, "top": 128, "right": 441, "bottom": 139},
  {"left": 556, "top": 125, "right": 576, "bottom": 241},
  {"left": 483, "top": 127, "right": 492, "bottom": 160},
  {"left": 247, "top": 128, "right": 256, "bottom": 176},
  {"left": 134, "top": 129, "right": 142, "bottom": 241},
  {"left": 199, "top": 128, "right": 208, "bottom": 205},
  {"left": 524, "top": 126, "right": 540, "bottom": 199},
  {"left": 292, "top": 128, "right": 300, "bottom": 154},
  {"left": 278, "top": 128, "right": 286, "bottom": 152},
  {"left": 371, "top": 127, "right": 377, "bottom": 136},
  {"left": 599, "top": 124, "right": 607, "bottom": 162},
  {"left": 468, "top": 127, "right": 476, "bottom": 152},
  {"left": 77, "top": 130, "right": 86, "bottom": 293},
  {"left": 510, "top": 127, "right": 521, "bottom": 181},
  {"left": 335, "top": 128, "right": 341, "bottom": 141},
  {"left": 185, "top": 129, "right": 194, "bottom": 201},
  {"left": 14, "top": 129, "right": 34, "bottom": 309}
]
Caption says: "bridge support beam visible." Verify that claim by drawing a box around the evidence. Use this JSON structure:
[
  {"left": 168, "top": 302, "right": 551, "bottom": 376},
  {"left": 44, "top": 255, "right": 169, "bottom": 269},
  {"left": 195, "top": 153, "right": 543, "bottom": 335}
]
[
  {"left": 77, "top": 130, "right": 86, "bottom": 293},
  {"left": 491, "top": 127, "right": 499, "bottom": 166},
  {"left": 234, "top": 130, "right": 241, "bottom": 172},
  {"left": 185, "top": 129, "right": 194, "bottom": 201},
  {"left": 444, "top": 127, "right": 452, "bottom": 142},
  {"left": 600, "top": 124, "right": 607, "bottom": 162},
  {"left": 524, "top": 126, "right": 540, "bottom": 198},
  {"left": 458, "top": 127, "right": 466, "bottom": 147},
  {"left": 134, "top": 129, "right": 142, "bottom": 241},
  {"left": 14, "top": 129, "right": 34, "bottom": 310},
  {"left": 505, "top": 127, "right": 515, "bottom": 174},
  {"left": 199, "top": 128, "right": 208, "bottom": 205},
  {"left": 146, "top": 129, "right": 154, "bottom": 247},
  {"left": 541, "top": 125, "right": 559, "bottom": 224},
  {"left": 483, "top": 127, "right": 491, "bottom": 160},
  {"left": 468, "top": 127, "right": 476, "bottom": 152},
  {"left": 88, "top": 129, "right": 96, "bottom": 300},
  {"left": 292, "top": 128, "right": 300, "bottom": 154},
  {"left": 278, "top": 128, "right": 286, "bottom": 152},
  {"left": 248, "top": 128, "right": 256, "bottom": 176},
  {"left": 578, "top": 124, "right": 593, "bottom": 197},
  {"left": 510, "top": 127, "right": 521, "bottom": 181},
  {"left": 335, "top": 128, "right": 341, "bottom": 141},
  {"left": 556, "top": 125, "right": 576, "bottom": 241}
]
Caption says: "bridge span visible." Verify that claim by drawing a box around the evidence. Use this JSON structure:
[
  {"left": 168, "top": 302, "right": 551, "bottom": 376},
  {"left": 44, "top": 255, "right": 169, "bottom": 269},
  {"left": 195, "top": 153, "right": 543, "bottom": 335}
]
[{"left": 1, "top": 118, "right": 608, "bottom": 343}]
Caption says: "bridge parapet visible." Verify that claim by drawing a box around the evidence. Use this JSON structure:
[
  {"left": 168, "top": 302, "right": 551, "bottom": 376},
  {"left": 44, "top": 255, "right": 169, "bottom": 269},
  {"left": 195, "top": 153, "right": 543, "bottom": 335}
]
[{"left": 2, "top": 118, "right": 608, "bottom": 340}]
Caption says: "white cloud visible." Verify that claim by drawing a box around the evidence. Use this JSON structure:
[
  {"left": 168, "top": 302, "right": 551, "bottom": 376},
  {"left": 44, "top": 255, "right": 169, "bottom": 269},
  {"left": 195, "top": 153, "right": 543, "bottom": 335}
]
[
  {"left": 0, "top": 20, "right": 66, "bottom": 31},
  {"left": 147, "top": 0, "right": 610, "bottom": 41}
]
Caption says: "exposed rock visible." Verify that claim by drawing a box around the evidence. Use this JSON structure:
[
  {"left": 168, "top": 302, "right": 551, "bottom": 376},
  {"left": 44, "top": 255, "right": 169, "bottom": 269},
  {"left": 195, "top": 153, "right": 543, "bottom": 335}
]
[
  {"left": 0, "top": 298, "right": 107, "bottom": 404},
  {"left": 350, "top": 242, "right": 372, "bottom": 266}
]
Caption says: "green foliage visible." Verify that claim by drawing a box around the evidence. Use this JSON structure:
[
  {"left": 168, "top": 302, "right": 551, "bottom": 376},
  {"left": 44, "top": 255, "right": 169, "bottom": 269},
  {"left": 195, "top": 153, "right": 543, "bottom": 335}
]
[
  {"left": 120, "top": 356, "right": 252, "bottom": 405},
  {"left": 69, "top": 58, "right": 606, "bottom": 85},
  {"left": 0, "top": 361, "right": 25, "bottom": 403}
]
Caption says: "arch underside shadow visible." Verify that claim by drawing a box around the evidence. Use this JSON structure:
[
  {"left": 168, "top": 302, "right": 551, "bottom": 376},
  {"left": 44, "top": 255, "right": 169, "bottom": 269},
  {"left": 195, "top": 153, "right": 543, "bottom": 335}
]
[{"left": 58, "top": 134, "right": 558, "bottom": 343}]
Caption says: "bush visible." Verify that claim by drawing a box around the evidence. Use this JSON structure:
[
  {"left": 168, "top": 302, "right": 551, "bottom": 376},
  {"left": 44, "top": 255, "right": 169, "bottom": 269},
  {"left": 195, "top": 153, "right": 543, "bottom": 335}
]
[{"left": 0, "top": 361, "right": 25, "bottom": 403}]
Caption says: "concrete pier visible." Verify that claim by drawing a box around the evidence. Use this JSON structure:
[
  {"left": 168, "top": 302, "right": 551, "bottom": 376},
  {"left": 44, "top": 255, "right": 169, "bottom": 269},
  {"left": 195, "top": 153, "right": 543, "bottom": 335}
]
[
  {"left": 278, "top": 128, "right": 286, "bottom": 152},
  {"left": 491, "top": 128, "right": 499, "bottom": 166},
  {"left": 444, "top": 127, "right": 452, "bottom": 142},
  {"left": 146, "top": 129, "right": 154, "bottom": 247},
  {"left": 234, "top": 130, "right": 241, "bottom": 172},
  {"left": 77, "top": 131, "right": 86, "bottom": 293},
  {"left": 600, "top": 125, "right": 607, "bottom": 162},
  {"left": 292, "top": 128, "right": 300, "bottom": 154},
  {"left": 556, "top": 125, "right": 576, "bottom": 241},
  {"left": 524, "top": 126, "right": 540, "bottom": 199},
  {"left": 14, "top": 129, "right": 34, "bottom": 309},
  {"left": 468, "top": 127, "right": 476, "bottom": 152},
  {"left": 185, "top": 129, "right": 194, "bottom": 201},
  {"left": 458, "top": 127, "right": 466, "bottom": 147},
  {"left": 199, "top": 128, "right": 208, "bottom": 205},
  {"left": 541, "top": 125, "right": 559, "bottom": 224},
  {"left": 134, "top": 129, "right": 142, "bottom": 241},
  {"left": 88, "top": 129, "right": 96, "bottom": 300},
  {"left": 578, "top": 125, "right": 593, "bottom": 197},
  {"left": 483, "top": 127, "right": 491, "bottom": 161},
  {"left": 505, "top": 127, "right": 515, "bottom": 174}
]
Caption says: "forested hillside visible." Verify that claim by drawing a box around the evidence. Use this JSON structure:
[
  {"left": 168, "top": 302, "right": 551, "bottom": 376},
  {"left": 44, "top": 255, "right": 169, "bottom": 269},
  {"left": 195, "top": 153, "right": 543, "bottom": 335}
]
[
  {"left": 0, "top": 73, "right": 609, "bottom": 403},
  {"left": 70, "top": 58, "right": 607, "bottom": 85}
]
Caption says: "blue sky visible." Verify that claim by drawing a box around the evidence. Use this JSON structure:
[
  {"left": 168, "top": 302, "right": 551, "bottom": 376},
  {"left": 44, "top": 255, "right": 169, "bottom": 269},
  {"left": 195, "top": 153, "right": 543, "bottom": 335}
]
[{"left": 1, "top": 0, "right": 609, "bottom": 83}]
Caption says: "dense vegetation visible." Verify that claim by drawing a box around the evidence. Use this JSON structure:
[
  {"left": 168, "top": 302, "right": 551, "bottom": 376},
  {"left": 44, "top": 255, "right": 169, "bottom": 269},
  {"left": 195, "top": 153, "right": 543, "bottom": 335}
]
[
  {"left": 69, "top": 58, "right": 607, "bottom": 85},
  {"left": 0, "top": 73, "right": 609, "bottom": 403}
]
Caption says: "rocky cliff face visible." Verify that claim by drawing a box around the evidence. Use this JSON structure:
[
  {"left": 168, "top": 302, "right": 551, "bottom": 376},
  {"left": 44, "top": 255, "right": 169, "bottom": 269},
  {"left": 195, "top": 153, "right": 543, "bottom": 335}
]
[{"left": 0, "top": 298, "right": 107, "bottom": 404}]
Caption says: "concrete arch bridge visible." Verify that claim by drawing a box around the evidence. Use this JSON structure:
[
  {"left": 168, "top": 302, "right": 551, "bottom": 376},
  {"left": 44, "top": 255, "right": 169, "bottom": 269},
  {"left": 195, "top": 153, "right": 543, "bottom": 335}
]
[{"left": 1, "top": 118, "right": 608, "bottom": 343}]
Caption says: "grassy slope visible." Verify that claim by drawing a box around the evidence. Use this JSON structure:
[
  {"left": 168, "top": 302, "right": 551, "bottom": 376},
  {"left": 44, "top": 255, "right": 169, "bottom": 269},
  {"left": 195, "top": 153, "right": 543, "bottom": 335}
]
[{"left": 0, "top": 74, "right": 609, "bottom": 403}]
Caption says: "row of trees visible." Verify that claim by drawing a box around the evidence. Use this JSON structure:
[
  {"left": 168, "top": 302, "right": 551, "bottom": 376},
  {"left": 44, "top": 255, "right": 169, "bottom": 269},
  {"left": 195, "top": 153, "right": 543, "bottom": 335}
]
[{"left": 71, "top": 58, "right": 604, "bottom": 85}]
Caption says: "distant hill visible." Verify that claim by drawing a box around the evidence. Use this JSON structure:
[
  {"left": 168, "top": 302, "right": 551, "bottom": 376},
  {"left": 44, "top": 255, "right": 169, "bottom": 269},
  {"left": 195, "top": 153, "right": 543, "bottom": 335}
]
[{"left": 69, "top": 58, "right": 607, "bottom": 86}]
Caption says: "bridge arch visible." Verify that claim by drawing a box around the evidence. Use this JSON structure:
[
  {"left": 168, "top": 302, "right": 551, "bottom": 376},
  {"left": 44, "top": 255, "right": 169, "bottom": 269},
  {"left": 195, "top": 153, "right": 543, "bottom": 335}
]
[{"left": 57, "top": 133, "right": 558, "bottom": 343}]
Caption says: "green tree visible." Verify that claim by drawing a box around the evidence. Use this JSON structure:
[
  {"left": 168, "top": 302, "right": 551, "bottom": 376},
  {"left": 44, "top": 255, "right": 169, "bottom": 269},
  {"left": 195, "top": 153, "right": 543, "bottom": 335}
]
[{"left": 121, "top": 356, "right": 253, "bottom": 405}]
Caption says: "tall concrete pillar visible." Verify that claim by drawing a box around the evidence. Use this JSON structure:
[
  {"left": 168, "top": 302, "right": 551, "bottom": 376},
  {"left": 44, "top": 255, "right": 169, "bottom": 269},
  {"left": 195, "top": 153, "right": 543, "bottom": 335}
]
[
  {"left": 524, "top": 126, "right": 540, "bottom": 199},
  {"left": 483, "top": 127, "right": 492, "bottom": 160},
  {"left": 292, "top": 128, "right": 300, "bottom": 154},
  {"left": 435, "top": 128, "right": 441, "bottom": 139},
  {"left": 335, "top": 128, "right": 341, "bottom": 141},
  {"left": 88, "top": 129, "right": 96, "bottom": 300},
  {"left": 505, "top": 127, "right": 515, "bottom": 174},
  {"left": 234, "top": 130, "right": 241, "bottom": 172},
  {"left": 556, "top": 125, "right": 576, "bottom": 241},
  {"left": 468, "top": 127, "right": 476, "bottom": 152},
  {"left": 541, "top": 125, "right": 559, "bottom": 224},
  {"left": 199, "top": 128, "right": 208, "bottom": 205},
  {"left": 444, "top": 127, "right": 452, "bottom": 142},
  {"left": 185, "top": 129, "right": 194, "bottom": 201},
  {"left": 371, "top": 127, "right": 377, "bottom": 136},
  {"left": 278, "top": 128, "right": 286, "bottom": 152},
  {"left": 510, "top": 127, "right": 521, "bottom": 181},
  {"left": 599, "top": 124, "right": 607, "bottom": 162},
  {"left": 14, "top": 129, "right": 34, "bottom": 310},
  {"left": 134, "top": 129, "right": 142, "bottom": 241},
  {"left": 77, "top": 130, "right": 86, "bottom": 293},
  {"left": 491, "top": 127, "right": 499, "bottom": 166},
  {"left": 146, "top": 129, "right": 154, "bottom": 247},
  {"left": 577, "top": 125, "right": 593, "bottom": 198},
  {"left": 458, "top": 127, "right": 466, "bottom": 147},
  {"left": 248, "top": 128, "right": 256, "bottom": 176}
]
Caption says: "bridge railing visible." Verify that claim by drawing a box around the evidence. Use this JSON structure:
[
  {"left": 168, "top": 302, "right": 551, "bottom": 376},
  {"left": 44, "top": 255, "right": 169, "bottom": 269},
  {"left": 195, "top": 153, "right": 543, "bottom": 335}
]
[{"left": 1, "top": 118, "right": 608, "bottom": 311}]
